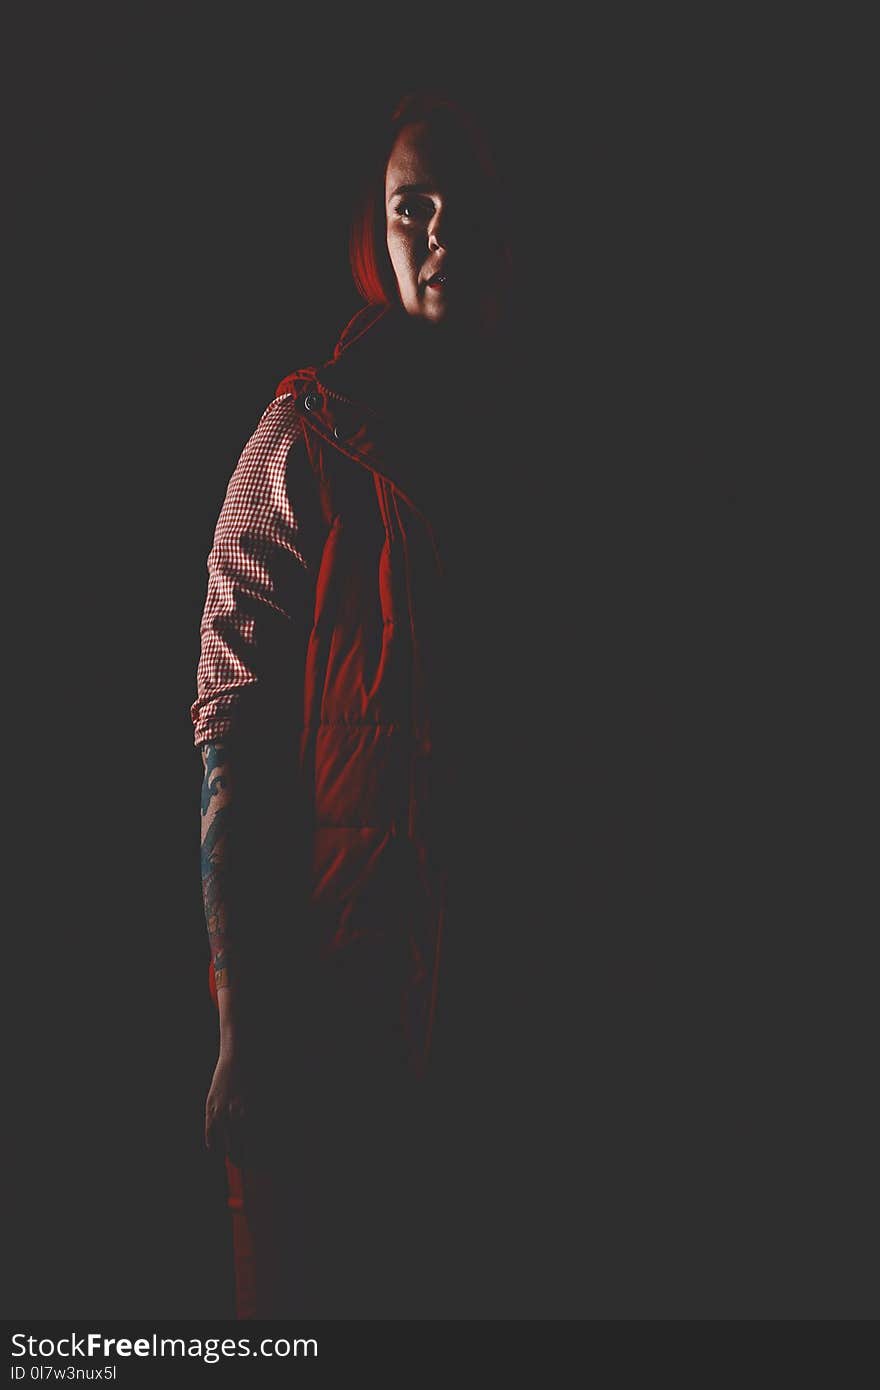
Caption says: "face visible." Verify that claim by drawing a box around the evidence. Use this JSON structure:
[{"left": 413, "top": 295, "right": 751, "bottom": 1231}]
[{"left": 384, "top": 119, "right": 497, "bottom": 327}]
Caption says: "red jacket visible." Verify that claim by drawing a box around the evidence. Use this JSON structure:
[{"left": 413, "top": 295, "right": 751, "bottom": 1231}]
[{"left": 193, "top": 303, "right": 464, "bottom": 1078}]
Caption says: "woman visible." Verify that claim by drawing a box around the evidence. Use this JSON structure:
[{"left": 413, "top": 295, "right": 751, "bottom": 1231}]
[{"left": 191, "top": 91, "right": 514, "bottom": 1318}]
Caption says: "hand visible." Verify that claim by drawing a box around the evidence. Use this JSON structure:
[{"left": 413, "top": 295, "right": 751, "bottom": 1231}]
[{"left": 205, "top": 1050, "right": 248, "bottom": 1164}]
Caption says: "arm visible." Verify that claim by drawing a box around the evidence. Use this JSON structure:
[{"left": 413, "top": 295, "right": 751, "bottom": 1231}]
[
  {"left": 192, "top": 402, "right": 319, "bottom": 1157},
  {"left": 200, "top": 739, "right": 248, "bottom": 1156},
  {"left": 200, "top": 740, "right": 240, "bottom": 1051}
]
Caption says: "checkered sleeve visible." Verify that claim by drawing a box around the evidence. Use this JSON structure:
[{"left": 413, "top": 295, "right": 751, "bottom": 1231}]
[{"left": 190, "top": 395, "right": 313, "bottom": 748}]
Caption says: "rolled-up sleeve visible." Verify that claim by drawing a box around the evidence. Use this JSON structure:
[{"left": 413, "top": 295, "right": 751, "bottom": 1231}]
[{"left": 191, "top": 396, "right": 316, "bottom": 748}]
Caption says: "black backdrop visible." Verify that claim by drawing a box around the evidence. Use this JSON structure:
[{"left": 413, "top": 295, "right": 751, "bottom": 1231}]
[{"left": 7, "top": 15, "right": 871, "bottom": 1322}]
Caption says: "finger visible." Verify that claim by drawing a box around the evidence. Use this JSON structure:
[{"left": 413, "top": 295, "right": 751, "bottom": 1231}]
[{"left": 205, "top": 1099, "right": 224, "bottom": 1153}]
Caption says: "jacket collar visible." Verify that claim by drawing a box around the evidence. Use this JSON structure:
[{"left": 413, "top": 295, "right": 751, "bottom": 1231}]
[
  {"left": 277, "top": 299, "right": 502, "bottom": 519},
  {"left": 316, "top": 303, "right": 408, "bottom": 429},
  {"left": 278, "top": 302, "right": 455, "bottom": 513}
]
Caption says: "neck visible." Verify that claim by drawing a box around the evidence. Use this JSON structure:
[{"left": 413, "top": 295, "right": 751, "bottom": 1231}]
[{"left": 398, "top": 311, "right": 491, "bottom": 381}]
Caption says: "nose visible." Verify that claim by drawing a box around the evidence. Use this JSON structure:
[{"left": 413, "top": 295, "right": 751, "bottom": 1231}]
[{"left": 427, "top": 206, "right": 447, "bottom": 252}]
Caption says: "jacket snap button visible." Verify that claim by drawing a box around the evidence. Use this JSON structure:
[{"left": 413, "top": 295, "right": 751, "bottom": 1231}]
[
  {"left": 333, "top": 423, "right": 352, "bottom": 441},
  {"left": 303, "top": 393, "right": 320, "bottom": 411}
]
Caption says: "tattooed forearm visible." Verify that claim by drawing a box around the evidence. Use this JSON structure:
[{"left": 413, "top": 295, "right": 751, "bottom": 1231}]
[
  {"left": 200, "top": 741, "right": 234, "bottom": 990},
  {"left": 201, "top": 741, "right": 230, "bottom": 815}
]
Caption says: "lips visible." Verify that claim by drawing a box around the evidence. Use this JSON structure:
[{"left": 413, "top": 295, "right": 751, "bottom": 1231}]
[{"left": 424, "top": 269, "right": 448, "bottom": 290}]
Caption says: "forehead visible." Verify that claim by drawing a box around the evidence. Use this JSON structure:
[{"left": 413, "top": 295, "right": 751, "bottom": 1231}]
[{"left": 384, "top": 119, "right": 480, "bottom": 197}]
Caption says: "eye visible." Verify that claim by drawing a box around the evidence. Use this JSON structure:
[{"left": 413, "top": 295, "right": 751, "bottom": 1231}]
[{"left": 394, "top": 197, "right": 433, "bottom": 223}]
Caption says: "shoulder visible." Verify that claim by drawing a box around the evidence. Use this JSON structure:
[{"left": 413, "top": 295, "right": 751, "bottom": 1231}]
[
  {"left": 244, "top": 391, "right": 304, "bottom": 455},
  {"left": 218, "top": 395, "right": 300, "bottom": 504},
  {"left": 215, "top": 392, "right": 321, "bottom": 529}
]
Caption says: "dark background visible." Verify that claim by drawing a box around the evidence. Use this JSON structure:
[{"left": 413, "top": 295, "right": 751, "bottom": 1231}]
[{"left": 7, "top": 15, "right": 872, "bottom": 1320}]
